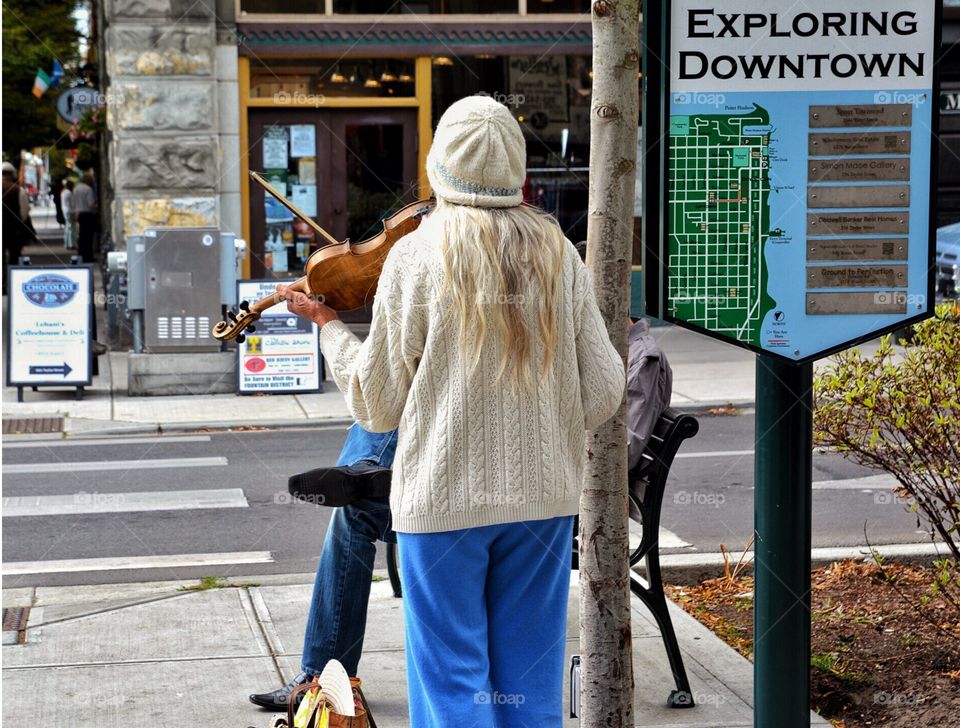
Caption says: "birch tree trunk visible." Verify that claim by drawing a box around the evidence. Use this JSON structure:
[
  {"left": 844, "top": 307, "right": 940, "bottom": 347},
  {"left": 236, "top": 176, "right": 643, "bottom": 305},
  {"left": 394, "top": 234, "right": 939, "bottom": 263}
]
[{"left": 579, "top": 0, "right": 640, "bottom": 726}]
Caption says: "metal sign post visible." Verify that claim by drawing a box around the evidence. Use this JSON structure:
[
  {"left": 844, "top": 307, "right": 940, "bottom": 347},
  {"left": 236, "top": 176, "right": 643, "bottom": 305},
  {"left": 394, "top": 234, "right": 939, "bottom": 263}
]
[
  {"left": 643, "top": 2, "right": 941, "bottom": 725},
  {"left": 754, "top": 358, "right": 813, "bottom": 726}
]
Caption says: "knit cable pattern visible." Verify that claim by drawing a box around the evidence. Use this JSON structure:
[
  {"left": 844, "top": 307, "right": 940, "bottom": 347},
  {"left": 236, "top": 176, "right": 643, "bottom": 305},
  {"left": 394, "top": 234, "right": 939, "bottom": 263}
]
[{"left": 320, "top": 232, "right": 625, "bottom": 534}]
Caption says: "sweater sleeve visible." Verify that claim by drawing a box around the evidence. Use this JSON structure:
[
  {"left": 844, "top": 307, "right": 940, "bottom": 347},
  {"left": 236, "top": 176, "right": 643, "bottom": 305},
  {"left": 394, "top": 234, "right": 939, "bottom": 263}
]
[
  {"left": 319, "top": 240, "right": 426, "bottom": 432},
  {"left": 573, "top": 257, "right": 626, "bottom": 430}
]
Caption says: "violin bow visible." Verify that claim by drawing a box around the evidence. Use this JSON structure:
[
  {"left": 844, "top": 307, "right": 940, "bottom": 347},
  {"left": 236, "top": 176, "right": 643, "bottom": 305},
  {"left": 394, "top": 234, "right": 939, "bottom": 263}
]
[{"left": 249, "top": 170, "right": 340, "bottom": 246}]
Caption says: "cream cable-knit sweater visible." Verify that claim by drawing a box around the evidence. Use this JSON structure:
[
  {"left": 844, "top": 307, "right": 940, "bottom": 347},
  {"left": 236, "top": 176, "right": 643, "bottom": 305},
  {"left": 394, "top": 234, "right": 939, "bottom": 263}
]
[{"left": 319, "top": 229, "right": 625, "bottom": 534}]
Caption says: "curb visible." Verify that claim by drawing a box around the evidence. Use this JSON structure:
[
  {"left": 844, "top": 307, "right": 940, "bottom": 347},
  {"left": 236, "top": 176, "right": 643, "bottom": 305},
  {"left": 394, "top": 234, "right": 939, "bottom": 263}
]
[
  {"left": 4, "top": 544, "right": 941, "bottom": 591},
  {"left": 647, "top": 542, "right": 949, "bottom": 585},
  {"left": 673, "top": 400, "right": 755, "bottom": 415},
  {"left": 6, "top": 403, "right": 754, "bottom": 440},
  {"left": 59, "top": 417, "right": 357, "bottom": 437},
  {"left": 0, "top": 418, "right": 358, "bottom": 440}
]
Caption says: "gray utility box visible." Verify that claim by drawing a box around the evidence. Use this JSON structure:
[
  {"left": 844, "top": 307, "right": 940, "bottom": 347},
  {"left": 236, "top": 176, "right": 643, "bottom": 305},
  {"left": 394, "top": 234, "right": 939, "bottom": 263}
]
[{"left": 142, "top": 227, "right": 221, "bottom": 352}]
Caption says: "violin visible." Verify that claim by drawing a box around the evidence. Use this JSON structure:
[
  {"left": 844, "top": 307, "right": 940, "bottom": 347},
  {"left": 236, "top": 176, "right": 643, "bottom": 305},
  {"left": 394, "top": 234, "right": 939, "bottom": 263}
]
[{"left": 212, "top": 171, "right": 434, "bottom": 343}]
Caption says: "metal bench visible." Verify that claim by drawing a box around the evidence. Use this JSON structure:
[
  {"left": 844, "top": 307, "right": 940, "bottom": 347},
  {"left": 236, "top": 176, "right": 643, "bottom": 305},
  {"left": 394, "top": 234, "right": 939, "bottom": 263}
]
[{"left": 385, "top": 406, "right": 699, "bottom": 708}]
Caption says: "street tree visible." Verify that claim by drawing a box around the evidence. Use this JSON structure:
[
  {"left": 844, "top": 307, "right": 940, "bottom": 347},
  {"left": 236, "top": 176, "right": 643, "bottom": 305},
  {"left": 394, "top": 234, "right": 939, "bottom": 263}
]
[
  {"left": 2, "top": 0, "right": 83, "bottom": 162},
  {"left": 579, "top": 1, "right": 640, "bottom": 726}
]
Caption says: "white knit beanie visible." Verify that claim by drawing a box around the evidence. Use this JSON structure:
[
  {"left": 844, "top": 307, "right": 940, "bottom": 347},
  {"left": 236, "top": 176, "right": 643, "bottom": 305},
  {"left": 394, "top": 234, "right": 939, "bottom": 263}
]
[{"left": 427, "top": 95, "right": 526, "bottom": 208}]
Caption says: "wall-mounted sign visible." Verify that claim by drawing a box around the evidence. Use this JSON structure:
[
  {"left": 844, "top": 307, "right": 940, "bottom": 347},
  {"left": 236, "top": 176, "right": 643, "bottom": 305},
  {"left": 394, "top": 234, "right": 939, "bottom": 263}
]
[
  {"left": 941, "top": 89, "right": 960, "bottom": 114},
  {"left": 6, "top": 266, "right": 93, "bottom": 388},
  {"left": 56, "top": 87, "right": 102, "bottom": 124},
  {"left": 236, "top": 279, "right": 322, "bottom": 394},
  {"left": 649, "top": 0, "right": 940, "bottom": 362}
]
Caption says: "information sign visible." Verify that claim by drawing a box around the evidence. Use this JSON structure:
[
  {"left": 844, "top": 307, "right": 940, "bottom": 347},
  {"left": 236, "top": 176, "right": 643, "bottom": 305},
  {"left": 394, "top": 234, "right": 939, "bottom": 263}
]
[
  {"left": 6, "top": 266, "right": 93, "bottom": 388},
  {"left": 236, "top": 279, "right": 322, "bottom": 394},
  {"left": 653, "top": 1, "right": 940, "bottom": 361}
]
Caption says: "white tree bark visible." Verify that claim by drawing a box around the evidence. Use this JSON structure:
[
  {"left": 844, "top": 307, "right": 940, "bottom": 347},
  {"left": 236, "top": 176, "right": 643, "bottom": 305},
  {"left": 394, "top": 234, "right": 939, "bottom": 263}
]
[{"left": 579, "top": 0, "right": 640, "bottom": 726}]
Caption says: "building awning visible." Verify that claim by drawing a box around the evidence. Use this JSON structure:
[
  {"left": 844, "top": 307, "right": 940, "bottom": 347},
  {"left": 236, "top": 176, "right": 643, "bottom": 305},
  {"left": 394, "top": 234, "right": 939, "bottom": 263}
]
[{"left": 236, "top": 20, "right": 594, "bottom": 57}]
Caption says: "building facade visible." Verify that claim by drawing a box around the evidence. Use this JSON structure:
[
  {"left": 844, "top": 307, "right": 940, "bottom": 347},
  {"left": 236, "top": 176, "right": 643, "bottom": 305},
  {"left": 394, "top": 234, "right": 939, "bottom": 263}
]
[{"left": 234, "top": 1, "right": 596, "bottom": 280}]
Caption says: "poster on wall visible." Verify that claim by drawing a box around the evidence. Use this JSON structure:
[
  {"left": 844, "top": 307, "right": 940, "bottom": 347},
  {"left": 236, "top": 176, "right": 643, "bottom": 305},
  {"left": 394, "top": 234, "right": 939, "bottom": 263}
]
[
  {"left": 6, "top": 265, "right": 92, "bottom": 388},
  {"left": 508, "top": 55, "right": 569, "bottom": 126},
  {"left": 263, "top": 126, "right": 289, "bottom": 169},
  {"left": 236, "top": 279, "right": 323, "bottom": 394},
  {"left": 289, "top": 125, "right": 316, "bottom": 158}
]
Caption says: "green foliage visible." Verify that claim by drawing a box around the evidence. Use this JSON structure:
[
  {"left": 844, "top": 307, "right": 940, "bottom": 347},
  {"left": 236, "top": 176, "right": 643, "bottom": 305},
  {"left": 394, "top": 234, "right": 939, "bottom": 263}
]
[
  {"left": 177, "top": 576, "right": 260, "bottom": 592},
  {"left": 810, "top": 651, "right": 866, "bottom": 683},
  {"left": 2, "top": 0, "right": 83, "bottom": 160},
  {"left": 814, "top": 306, "right": 960, "bottom": 563}
]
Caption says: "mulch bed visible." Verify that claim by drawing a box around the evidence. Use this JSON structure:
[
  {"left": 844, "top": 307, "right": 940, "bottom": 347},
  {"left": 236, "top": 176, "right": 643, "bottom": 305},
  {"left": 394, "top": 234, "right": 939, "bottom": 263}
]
[{"left": 666, "top": 560, "right": 960, "bottom": 727}]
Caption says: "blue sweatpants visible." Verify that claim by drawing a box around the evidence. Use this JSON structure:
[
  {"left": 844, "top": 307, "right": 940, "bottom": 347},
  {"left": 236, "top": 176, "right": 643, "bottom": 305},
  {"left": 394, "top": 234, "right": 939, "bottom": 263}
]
[{"left": 397, "top": 515, "right": 575, "bottom": 728}]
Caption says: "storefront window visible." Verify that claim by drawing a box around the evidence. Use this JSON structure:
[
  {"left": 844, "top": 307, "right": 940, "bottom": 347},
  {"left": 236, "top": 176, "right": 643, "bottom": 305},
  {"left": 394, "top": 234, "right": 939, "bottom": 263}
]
[
  {"left": 259, "top": 124, "right": 321, "bottom": 275},
  {"left": 332, "top": 0, "right": 516, "bottom": 12},
  {"left": 248, "top": 108, "right": 418, "bottom": 283},
  {"left": 432, "top": 54, "right": 592, "bottom": 241},
  {"left": 249, "top": 58, "right": 416, "bottom": 99}
]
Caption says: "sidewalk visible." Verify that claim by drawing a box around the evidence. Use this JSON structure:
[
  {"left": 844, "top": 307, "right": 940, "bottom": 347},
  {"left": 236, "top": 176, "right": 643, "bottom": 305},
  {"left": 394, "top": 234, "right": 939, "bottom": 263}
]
[
  {"left": 1, "top": 571, "right": 829, "bottom": 727},
  {"left": 3, "top": 233, "right": 885, "bottom": 434}
]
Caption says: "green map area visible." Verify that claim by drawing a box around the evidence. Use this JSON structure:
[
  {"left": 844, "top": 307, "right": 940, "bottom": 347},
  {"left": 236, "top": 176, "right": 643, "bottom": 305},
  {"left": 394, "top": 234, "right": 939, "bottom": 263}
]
[{"left": 668, "top": 105, "right": 778, "bottom": 347}]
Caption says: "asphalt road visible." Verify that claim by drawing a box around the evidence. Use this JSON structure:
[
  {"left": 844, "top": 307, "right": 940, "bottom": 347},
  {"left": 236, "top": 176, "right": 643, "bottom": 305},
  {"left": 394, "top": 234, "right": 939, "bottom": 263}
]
[{"left": 2, "top": 413, "right": 929, "bottom": 588}]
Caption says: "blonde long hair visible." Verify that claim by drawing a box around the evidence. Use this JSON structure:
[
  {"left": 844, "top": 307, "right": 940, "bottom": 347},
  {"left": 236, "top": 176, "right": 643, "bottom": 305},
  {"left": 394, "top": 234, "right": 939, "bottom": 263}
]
[{"left": 434, "top": 200, "right": 566, "bottom": 391}]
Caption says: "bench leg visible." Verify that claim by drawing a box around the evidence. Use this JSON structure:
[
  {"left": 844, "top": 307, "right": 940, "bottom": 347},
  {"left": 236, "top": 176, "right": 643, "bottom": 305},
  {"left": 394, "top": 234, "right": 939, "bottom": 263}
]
[
  {"left": 632, "top": 550, "right": 695, "bottom": 708},
  {"left": 386, "top": 541, "right": 402, "bottom": 598}
]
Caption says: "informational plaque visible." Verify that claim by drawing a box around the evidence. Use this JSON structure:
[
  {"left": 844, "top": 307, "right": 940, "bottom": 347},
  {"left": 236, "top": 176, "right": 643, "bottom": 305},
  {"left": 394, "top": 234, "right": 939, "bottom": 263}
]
[
  {"left": 806, "top": 239, "right": 908, "bottom": 262},
  {"left": 236, "top": 279, "right": 322, "bottom": 394},
  {"left": 807, "top": 186, "right": 910, "bottom": 209},
  {"left": 652, "top": 0, "right": 939, "bottom": 361},
  {"left": 808, "top": 132, "right": 911, "bottom": 156},
  {"left": 808, "top": 158, "right": 910, "bottom": 183},
  {"left": 6, "top": 266, "right": 93, "bottom": 388}
]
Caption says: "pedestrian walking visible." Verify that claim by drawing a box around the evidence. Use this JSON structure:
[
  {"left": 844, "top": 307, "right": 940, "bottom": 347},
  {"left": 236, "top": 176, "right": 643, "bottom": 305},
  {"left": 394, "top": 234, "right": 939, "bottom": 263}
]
[
  {"left": 73, "top": 171, "right": 98, "bottom": 263},
  {"left": 3, "top": 161, "right": 35, "bottom": 295},
  {"left": 279, "top": 95, "right": 624, "bottom": 727},
  {"left": 61, "top": 180, "right": 76, "bottom": 250}
]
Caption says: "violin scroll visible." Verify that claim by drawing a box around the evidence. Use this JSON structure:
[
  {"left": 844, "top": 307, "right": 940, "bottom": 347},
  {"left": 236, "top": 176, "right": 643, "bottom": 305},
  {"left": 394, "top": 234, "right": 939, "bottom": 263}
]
[{"left": 212, "top": 300, "right": 261, "bottom": 343}]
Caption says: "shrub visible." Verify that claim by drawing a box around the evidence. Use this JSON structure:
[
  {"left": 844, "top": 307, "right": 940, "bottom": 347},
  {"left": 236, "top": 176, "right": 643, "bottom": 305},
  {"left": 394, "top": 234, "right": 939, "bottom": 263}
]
[{"left": 814, "top": 306, "right": 960, "bottom": 563}]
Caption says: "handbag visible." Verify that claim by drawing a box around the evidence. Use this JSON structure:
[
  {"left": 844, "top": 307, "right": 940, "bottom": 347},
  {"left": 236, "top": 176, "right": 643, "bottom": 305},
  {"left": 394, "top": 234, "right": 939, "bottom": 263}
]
[{"left": 285, "top": 675, "right": 377, "bottom": 728}]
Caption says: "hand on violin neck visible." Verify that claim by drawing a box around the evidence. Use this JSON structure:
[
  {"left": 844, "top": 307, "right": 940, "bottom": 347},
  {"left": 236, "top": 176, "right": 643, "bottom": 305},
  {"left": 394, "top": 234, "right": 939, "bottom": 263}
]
[{"left": 276, "top": 283, "right": 339, "bottom": 327}]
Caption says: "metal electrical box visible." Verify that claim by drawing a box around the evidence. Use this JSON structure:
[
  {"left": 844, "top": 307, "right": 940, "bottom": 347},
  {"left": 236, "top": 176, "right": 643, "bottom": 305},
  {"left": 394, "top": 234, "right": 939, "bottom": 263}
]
[{"left": 143, "top": 227, "right": 221, "bottom": 352}]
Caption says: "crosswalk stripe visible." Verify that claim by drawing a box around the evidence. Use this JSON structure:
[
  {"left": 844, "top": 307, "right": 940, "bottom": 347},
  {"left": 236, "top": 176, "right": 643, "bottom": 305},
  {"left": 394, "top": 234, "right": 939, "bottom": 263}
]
[
  {"left": 2, "top": 551, "right": 274, "bottom": 576},
  {"left": 2, "top": 457, "right": 227, "bottom": 474},
  {"left": 2, "top": 435, "right": 211, "bottom": 449},
  {"left": 675, "top": 449, "right": 755, "bottom": 459},
  {"left": 3, "top": 488, "right": 248, "bottom": 517},
  {"left": 812, "top": 474, "right": 898, "bottom": 490},
  {"left": 658, "top": 526, "right": 692, "bottom": 549}
]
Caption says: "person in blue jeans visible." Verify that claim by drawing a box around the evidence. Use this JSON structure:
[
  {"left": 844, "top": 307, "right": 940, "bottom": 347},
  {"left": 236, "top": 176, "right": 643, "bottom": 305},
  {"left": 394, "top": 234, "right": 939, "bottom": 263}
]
[{"left": 248, "top": 423, "right": 397, "bottom": 710}]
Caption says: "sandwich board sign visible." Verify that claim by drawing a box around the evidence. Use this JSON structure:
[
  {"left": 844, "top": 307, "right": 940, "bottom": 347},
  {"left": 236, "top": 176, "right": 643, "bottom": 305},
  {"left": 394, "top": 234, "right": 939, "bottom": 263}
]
[
  {"left": 648, "top": 0, "right": 940, "bottom": 362},
  {"left": 6, "top": 265, "right": 93, "bottom": 398},
  {"left": 236, "top": 279, "right": 323, "bottom": 394}
]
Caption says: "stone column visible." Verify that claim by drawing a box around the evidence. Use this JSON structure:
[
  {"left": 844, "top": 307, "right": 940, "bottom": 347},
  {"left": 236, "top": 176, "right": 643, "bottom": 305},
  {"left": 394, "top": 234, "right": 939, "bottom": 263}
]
[
  {"left": 104, "top": 0, "right": 220, "bottom": 244},
  {"left": 215, "top": 0, "right": 242, "bottom": 239}
]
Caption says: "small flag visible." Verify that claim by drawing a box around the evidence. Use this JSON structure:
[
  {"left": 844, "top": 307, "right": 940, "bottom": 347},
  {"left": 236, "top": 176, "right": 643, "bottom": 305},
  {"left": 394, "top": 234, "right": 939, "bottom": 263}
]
[
  {"left": 32, "top": 68, "right": 51, "bottom": 98},
  {"left": 50, "top": 60, "right": 64, "bottom": 89}
]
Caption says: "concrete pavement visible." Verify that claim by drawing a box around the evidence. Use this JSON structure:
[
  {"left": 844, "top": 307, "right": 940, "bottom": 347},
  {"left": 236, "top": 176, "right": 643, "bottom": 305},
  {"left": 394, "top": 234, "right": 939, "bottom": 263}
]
[{"left": 2, "top": 570, "right": 829, "bottom": 727}]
